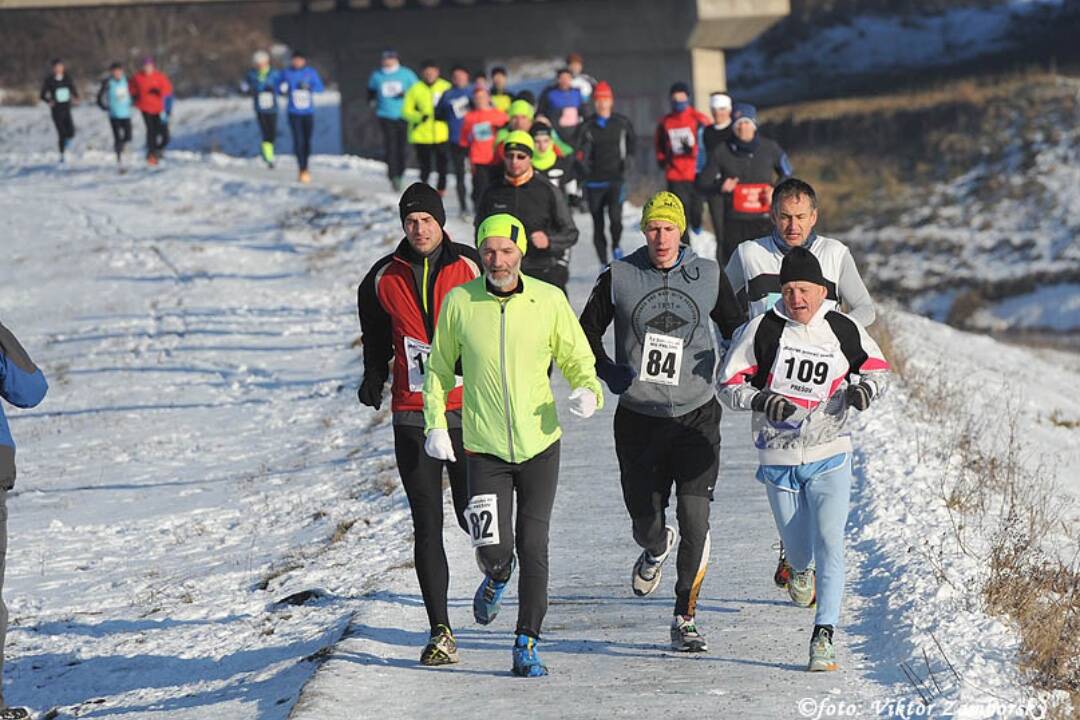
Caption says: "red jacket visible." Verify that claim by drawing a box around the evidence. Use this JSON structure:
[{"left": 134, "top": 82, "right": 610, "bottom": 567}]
[
  {"left": 357, "top": 238, "right": 481, "bottom": 413},
  {"left": 460, "top": 108, "right": 509, "bottom": 166},
  {"left": 655, "top": 107, "right": 710, "bottom": 182},
  {"left": 129, "top": 70, "right": 173, "bottom": 115}
]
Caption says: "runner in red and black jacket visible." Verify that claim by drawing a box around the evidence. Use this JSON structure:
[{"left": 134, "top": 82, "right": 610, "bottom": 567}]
[
  {"left": 655, "top": 82, "right": 711, "bottom": 241},
  {"left": 356, "top": 182, "right": 482, "bottom": 666}
]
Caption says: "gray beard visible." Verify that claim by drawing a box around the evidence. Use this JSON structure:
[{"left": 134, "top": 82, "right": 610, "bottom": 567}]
[{"left": 487, "top": 270, "right": 519, "bottom": 289}]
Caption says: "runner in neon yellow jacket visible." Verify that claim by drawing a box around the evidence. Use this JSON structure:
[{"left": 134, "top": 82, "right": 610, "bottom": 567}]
[
  {"left": 422, "top": 212, "right": 603, "bottom": 677},
  {"left": 423, "top": 215, "right": 603, "bottom": 463}
]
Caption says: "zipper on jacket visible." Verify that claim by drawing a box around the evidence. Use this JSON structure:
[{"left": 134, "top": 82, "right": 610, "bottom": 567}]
[{"left": 499, "top": 300, "right": 515, "bottom": 463}]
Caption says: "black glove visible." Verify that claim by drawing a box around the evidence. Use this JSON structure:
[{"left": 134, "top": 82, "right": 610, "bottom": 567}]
[
  {"left": 751, "top": 391, "right": 797, "bottom": 423},
  {"left": 846, "top": 382, "right": 873, "bottom": 411},
  {"left": 597, "top": 359, "right": 636, "bottom": 395},
  {"left": 357, "top": 375, "right": 385, "bottom": 410},
  {"left": 419, "top": 114, "right": 431, "bottom": 123}
]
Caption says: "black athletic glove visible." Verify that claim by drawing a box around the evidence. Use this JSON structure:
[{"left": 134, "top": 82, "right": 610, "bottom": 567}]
[
  {"left": 596, "top": 359, "right": 636, "bottom": 395},
  {"left": 357, "top": 375, "right": 385, "bottom": 410},
  {"left": 419, "top": 114, "right": 431, "bottom": 123},
  {"left": 846, "top": 382, "right": 874, "bottom": 411},
  {"left": 751, "top": 391, "right": 797, "bottom": 423}
]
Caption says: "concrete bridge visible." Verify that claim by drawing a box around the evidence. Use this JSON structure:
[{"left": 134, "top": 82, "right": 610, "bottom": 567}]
[
  {"left": 272, "top": 0, "right": 788, "bottom": 155},
  {"left": 2, "top": 0, "right": 788, "bottom": 158}
]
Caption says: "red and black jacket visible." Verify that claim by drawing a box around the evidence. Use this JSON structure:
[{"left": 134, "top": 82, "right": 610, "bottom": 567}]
[{"left": 357, "top": 236, "right": 481, "bottom": 413}]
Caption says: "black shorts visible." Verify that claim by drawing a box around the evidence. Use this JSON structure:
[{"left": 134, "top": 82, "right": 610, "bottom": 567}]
[{"left": 614, "top": 399, "right": 721, "bottom": 518}]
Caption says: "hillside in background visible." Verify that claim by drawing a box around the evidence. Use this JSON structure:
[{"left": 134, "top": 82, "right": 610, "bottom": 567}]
[
  {"left": 728, "top": 0, "right": 1079, "bottom": 105},
  {"left": 759, "top": 71, "right": 1080, "bottom": 336}
]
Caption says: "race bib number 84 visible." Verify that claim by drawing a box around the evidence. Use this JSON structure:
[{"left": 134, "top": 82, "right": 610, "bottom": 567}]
[
  {"left": 465, "top": 494, "right": 500, "bottom": 548},
  {"left": 639, "top": 332, "right": 682, "bottom": 386}
]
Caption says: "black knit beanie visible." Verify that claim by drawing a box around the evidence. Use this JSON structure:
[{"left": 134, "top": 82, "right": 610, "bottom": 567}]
[
  {"left": 399, "top": 182, "right": 446, "bottom": 228},
  {"left": 779, "top": 246, "right": 827, "bottom": 287}
]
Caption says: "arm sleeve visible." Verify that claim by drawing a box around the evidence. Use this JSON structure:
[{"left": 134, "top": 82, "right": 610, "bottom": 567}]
[
  {"left": 837, "top": 251, "right": 877, "bottom": 327},
  {"left": 458, "top": 116, "right": 471, "bottom": 148},
  {"left": 128, "top": 78, "right": 139, "bottom": 101},
  {"left": 356, "top": 265, "right": 394, "bottom": 387},
  {"left": 401, "top": 86, "right": 422, "bottom": 124},
  {"left": 654, "top": 123, "right": 667, "bottom": 167},
  {"left": 434, "top": 93, "right": 450, "bottom": 121},
  {"left": 551, "top": 293, "right": 604, "bottom": 409},
  {"left": 625, "top": 117, "right": 638, "bottom": 164},
  {"left": 777, "top": 150, "right": 793, "bottom": 180},
  {"left": 695, "top": 126, "right": 707, "bottom": 174},
  {"left": 97, "top": 80, "right": 109, "bottom": 111},
  {"left": 725, "top": 250, "right": 749, "bottom": 313},
  {"left": 422, "top": 292, "right": 462, "bottom": 433},
  {"left": 696, "top": 147, "right": 721, "bottom": 194},
  {"left": 545, "top": 185, "right": 579, "bottom": 252},
  {"left": 40, "top": 79, "right": 50, "bottom": 103},
  {"left": 162, "top": 75, "right": 174, "bottom": 98},
  {"left": 710, "top": 269, "right": 746, "bottom": 340},
  {"left": 0, "top": 323, "right": 48, "bottom": 409},
  {"left": 578, "top": 268, "right": 616, "bottom": 366},
  {"left": 311, "top": 71, "right": 325, "bottom": 93},
  {"left": 852, "top": 322, "right": 890, "bottom": 399},
  {"left": 715, "top": 319, "right": 762, "bottom": 412},
  {"left": 577, "top": 126, "right": 593, "bottom": 178}
]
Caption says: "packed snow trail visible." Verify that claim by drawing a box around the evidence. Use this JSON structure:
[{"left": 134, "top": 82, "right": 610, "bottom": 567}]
[{"left": 287, "top": 225, "right": 891, "bottom": 719}]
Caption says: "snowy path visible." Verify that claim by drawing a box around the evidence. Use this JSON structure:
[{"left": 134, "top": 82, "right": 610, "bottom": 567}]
[
  {"left": 1, "top": 141, "right": 1070, "bottom": 718},
  {"left": 287, "top": 228, "right": 889, "bottom": 719}
]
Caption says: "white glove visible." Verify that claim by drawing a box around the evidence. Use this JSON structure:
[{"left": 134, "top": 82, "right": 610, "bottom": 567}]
[
  {"left": 567, "top": 388, "right": 597, "bottom": 419},
  {"left": 424, "top": 428, "right": 456, "bottom": 462}
]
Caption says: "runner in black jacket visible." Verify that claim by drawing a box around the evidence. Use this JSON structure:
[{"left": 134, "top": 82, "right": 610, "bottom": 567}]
[
  {"left": 579, "top": 81, "right": 636, "bottom": 265},
  {"left": 475, "top": 130, "right": 579, "bottom": 293},
  {"left": 697, "top": 103, "right": 792, "bottom": 266},
  {"left": 40, "top": 59, "right": 78, "bottom": 161}
]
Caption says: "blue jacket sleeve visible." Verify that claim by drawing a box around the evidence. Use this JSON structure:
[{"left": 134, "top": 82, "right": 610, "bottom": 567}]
[
  {"left": 0, "top": 325, "right": 47, "bottom": 409},
  {"left": 311, "top": 70, "right": 325, "bottom": 93}
]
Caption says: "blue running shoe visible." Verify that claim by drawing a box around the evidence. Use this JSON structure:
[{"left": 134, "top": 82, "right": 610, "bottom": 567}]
[
  {"left": 612, "top": 246, "right": 625, "bottom": 261},
  {"left": 511, "top": 634, "right": 548, "bottom": 677},
  {"left": 473, "top": 557, "right": 514, "bottom": 625}
]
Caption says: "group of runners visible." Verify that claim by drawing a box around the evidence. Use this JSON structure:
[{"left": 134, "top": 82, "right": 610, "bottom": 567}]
[{"left": 357, "top": 91, "right": 888, "bottom": 676}]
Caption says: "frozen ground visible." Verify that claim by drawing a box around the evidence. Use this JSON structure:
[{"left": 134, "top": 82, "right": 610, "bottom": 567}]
[{"left": 0, "top": 101, "right": 1074, "bottom": 718}]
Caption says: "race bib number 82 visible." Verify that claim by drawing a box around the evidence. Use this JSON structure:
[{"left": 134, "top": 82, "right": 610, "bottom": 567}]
[{"left": 465, "top": 494, "right": 500, "bottom": 548}]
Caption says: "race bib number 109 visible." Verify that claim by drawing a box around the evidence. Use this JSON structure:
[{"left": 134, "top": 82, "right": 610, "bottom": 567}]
[{"left": 768, "top": 343, "right": 846, "bottom": 404}]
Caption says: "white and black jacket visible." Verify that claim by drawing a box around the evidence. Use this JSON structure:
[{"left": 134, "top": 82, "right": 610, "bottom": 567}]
[
  {"left": 717, "top": 301, "right": 889, "bottom": 466},
  {"left": 725, "top": 232, "right": 876, "bottom": 326}
]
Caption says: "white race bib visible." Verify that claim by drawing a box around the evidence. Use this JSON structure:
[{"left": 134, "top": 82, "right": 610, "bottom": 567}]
[
  {"left": 257, "top": 91, "right": 275, "bottom": 110},
  {"left": 381, "top": 80, "right": 403, "bottom": 98},
  {"left": 768, "top": 342, "right": 847, "bottom": 403},
  {"left": 559, "top": 106, "right": 580, "bottom": 127},
  {"left": 292, "top": 89, "right": 312, "bottom": 110},
  {"left": 404, "top": 336, "right": 431, "bottom": 392},
  {"left": 114, "top": 85, "right": 129, "bottom": 101},
  {"left": 451, "top": 95, "right": 470, "bottom": 119},
  {"left": 667, "top": 126, "right": 695, "bottom": 155},
  {"left": 465, "top": 494, "right": 500, "bottom": 548},
  {"left": 472, "top": 121, "right": 493, "bottom": 142},
  {"left": 639, "top": 332, "right": 683, "bottom": 386},
  {"left": 405, "top": 335, "right": 461, "bottom": 392},
  {"left": 54, "top": 87, "right": 71, "bottom": 103}
]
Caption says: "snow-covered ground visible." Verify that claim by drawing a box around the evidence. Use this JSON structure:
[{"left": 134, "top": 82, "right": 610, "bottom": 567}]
[
  {"left": 0, "top": 100, "right": 1075, "bottom": 718},
  {"left": 0, "top": 93, "right": 342, "bottom": 159}
]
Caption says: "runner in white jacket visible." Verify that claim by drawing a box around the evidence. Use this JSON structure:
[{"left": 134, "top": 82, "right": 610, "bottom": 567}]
[
  {"left": 717, "top": 246, "right": 889, "bottom": 672},
  {"left": 724, "top": 177, "right": 876, "bottom": 587}
]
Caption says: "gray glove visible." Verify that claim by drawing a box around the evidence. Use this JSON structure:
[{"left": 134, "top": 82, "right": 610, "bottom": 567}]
[
  {"left": 751, "top": 391, "right": 797, "bottom": 423},
  {"left": 846, "top": 382, "right": 873, "bottom": 411}
]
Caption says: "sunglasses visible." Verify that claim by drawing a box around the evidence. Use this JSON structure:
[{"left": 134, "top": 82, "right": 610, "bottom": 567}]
[{"left": 507, "top": 152, "right": 531, "bottom": 161}]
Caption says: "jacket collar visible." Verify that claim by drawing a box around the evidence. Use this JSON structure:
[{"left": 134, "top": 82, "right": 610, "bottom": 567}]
[
  {"left": 392, "top": 232, "right": 458, "bottom": 266},
  {"left": 770, "top": 230, "right": 817, "bottom": 255},
  {"left": 772, "top": 297, "right": 830, "bottom": 328}
]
